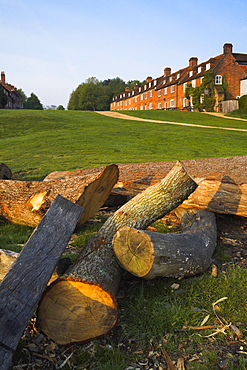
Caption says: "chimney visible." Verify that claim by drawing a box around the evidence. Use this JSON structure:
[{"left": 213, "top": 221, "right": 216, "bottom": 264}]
[
  {"left": 146, "top": 76, "right": 152, "bottom": 83},
  {"left": 164, "top": 67, "right": 171, "bottom": 76},
  {"left": 189, "top": 57, "right": 198, "bottom": 67},
  {"left": 223, "top": 43, "right": 233, "bottom": 54},
  {"left": 1, "top": 71, "right": 6, "bottom": 84}
]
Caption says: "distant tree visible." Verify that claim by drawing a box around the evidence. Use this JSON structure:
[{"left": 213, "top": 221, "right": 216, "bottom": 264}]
[
  {"left": 24, "top": 93, "right": 43, "bottom": 110},
  {"left": 68, "top": 77, "right": 127, "bottom": 111},
  {"left": 16, "top": 88, "right": 27, "bottom": 104},
  {"left": 57, "top": 105, "right": 65, "bottom": 110}
]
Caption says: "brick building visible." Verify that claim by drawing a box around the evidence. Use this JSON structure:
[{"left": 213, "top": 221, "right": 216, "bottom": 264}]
[
  {"left": 110, "top": 43, "right": 247, "bottom": 112},
  {"left": 0, "top": 71, "right": 23, "bottom": 109}
]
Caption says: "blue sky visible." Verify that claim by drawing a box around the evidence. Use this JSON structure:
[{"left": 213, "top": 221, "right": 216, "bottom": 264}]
[{"left": 1, "top": 0, "right": 247, "bottom": 108}]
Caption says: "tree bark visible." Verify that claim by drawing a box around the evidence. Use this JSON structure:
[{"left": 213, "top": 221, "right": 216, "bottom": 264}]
[
  {"left": 37, "top": 161, "right": 198, "bottom": 345},
  {"left": 44, "top": 156, "right": 247, "bottom": 217},
  {"left": 0, "top": 164, "right": 118, "bottom": 227},
  {"left": 112, "top": 209, "right": 217, "bottom": 279},
  {"left": 0, "top": 195, "right": 83, "bottom": 370}
]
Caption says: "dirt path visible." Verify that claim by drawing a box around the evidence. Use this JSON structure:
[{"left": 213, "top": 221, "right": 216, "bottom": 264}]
[{"left": 96, "top": 111, "right": 247, "bottom": 132}]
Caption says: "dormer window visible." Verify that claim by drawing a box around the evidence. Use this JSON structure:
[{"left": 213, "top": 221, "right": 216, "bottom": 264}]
[
  {"left": 177, "top": 73, "right": 180, "bottom": 79},
  {"left": 144, "top": 85, "right": 147, "bottom": 90},
  {"left": 132, "top": 91, "right": 134, "bottom": 95},
  {"left": 198, "top": 66, "right": 202, "bottom": 73},
  {"left": 215, "top": 75, "right": 222, "bottom": 85},
  {"left": 149, "top": 82, "right": 152, "bottom": 88},
  {"left": 154, "top": 80, "right": 157, "bottom": 86},
  {"left": 163, "top": 79, "right": 166, "bottom": 85},
  {"left": 169, "top": 76, "right": 173, "bottom": 82},
  {"left": 206, "top": 63, "right": 211, "bottom": 70},
  {"left": 189, "top": 71, "right": 193, "bottom": 77}
]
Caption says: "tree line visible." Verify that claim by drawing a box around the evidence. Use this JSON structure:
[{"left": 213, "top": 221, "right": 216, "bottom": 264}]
[{"left": 67, "top": 77, "right": 145, "bottom": 111}]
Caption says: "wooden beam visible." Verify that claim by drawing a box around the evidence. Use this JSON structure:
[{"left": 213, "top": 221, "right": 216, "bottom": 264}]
[{"left": 0, "top": 195, "right": 83, "bottom": 370}]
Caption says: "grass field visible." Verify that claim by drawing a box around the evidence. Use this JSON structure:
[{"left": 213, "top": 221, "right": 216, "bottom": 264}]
[
  {"left": 1, "top": 109, "right": 247, "bottom": 369},
  {"left": 1, "top": 109, "right": 247, "bottom": 180}
]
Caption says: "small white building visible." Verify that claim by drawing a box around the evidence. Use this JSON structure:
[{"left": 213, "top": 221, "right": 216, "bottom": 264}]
[{"left": 240, "top": 76, "right": 247, "bottom": 97}]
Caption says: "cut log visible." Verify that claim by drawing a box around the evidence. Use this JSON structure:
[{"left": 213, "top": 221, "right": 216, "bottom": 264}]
[
  {"left": 0, "top": 249, "right": 71, "bottom": 283},
  {"left": 44, "top": 156, "right": 247, "bottom": 216},
  {"left": 0, "top": 164, "right": 118, "bottom": 227},
  {"left": 112, "top": 208, "right": 217, "bottom": 279},
  {"left": 0, "top": 163, "right": 12, "bottom": 180},
  {"left": 0, "top": 195, "right": 83, "bottom": 370},
  {"left": 37, "top": 161, "right": 198, "bottom": 345}
]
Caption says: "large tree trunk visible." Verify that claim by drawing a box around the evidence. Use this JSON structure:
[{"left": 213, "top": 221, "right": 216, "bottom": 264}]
[
  {"left": 37, "top": 161, "right": 198, "bottom": 345},
  {"left": 0, "top": 164, "right": 118, "bottom": 227},
  {"left": 112, "top": 209, "right": 217, "bottom": 279},
  {"left": 0, "top": 195, "right": 83, "bottom": 370},
  {"left": 44, "top": 156, "right": 247, "bottom": 217}
]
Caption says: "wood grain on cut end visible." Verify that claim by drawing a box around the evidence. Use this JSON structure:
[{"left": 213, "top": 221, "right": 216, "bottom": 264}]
[
  {"left": 113, "top": 226, "right": 154, "bottom": 277},
  {"left": 37, "top": 278, "right": 118, "bottom": 345}
]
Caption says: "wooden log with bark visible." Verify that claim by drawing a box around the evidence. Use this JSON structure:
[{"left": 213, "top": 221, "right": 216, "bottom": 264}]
[
  {"left": 0, "top": 195, "right": 83, "bottom": 370},
  {"left": 37, "top": 161, "right": 198, "bottom": 345},
  {"left": 0, "top": 164, "right": 118, "bottom": 227},
  {"left": 112, "top": 208, "right": 217, "bottom": 279},
  {"left": 45, "top": 156, "right": 247, "bottom": 217}
]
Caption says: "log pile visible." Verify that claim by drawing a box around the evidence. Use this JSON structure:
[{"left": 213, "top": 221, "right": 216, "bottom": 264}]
[
  {"left": 37, "top": 161, "right": 198, "bottom": 345},
  {"left": 0, "top": 156, "right": 246, "bottom": 361},
  {"left": 45, "top": 156, "right": 247, "bottom": 217}
]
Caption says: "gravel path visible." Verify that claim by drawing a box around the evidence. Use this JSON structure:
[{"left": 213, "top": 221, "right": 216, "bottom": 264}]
[{"left": 96, "top": 111, "right": 247, "bottom": 132}]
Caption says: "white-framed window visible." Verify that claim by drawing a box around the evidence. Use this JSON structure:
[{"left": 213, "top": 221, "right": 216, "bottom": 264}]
[
  {"left": 183, "top": 82, "right": 187, "bottom": 92},
  {"left": 139, "top": 87, "right": 141, "bottom": 92},
  {"left": 135, "top": 96, "right": 138, "bottom": 102},
  {"left": 192, "top": 79, "right": 196, "bottom": 88},
  {"left": 158, "top": 90, "right": 161, "bottom": 97},
  {"left": 177, "top": 73, "right": 180, "bottom": 79},
  {"left": 206, "top": 63, "right": 211, "bottom": 70},
  {"left": 140, "top": 105, "right": 143, "bottom": 110},
  {"left": 144, "top": 85, "right": 147, "bottom": 90},
  {"left": 149, "top": 103, "right": 153, "bottom": 109},
  {"left": 144, "top": 92, "right": 148, "bottom": 99},
  {"left": 149, "top": 82, "right": 152, "bottom": 88},
  {"left": 170, "top": 99, "right": 175, "bottom": 108},
  {"left": 164, "top": 87, "right": 168, "bottom": 95},
  {"left": 158, "top": 102, "right": 162, "bottom": 109},
  {"left": 169, "top": 76, "right": 173, "bottom": 82},
  {"left": 120, "top": 101, "right": 122, "bottom": 106},
  {"left": 128, "top": 93, "right": 130, "bottom": 97},
  {"left": 141, "top": 94, "right": 143, "bottom": 101},
  {"left": 114, "top": 102, "right": 116, "bottom": 107},
  {"left": 215, "top": 75, "right": 222, "bottom": 85},
  {"left": 149, "top": 90, "right": 153, "bottom": 97},
  {"left": 120, "top": 94, "right": 122, "bottom": 98},
  {"left": 163, "top": 79, "right": 166, "bottom": 85},
  {"left": 154, "top": 80, "right": 157, "bottom": 86},
  {"left": 200, "top": 94, "right": 204, "bottom": 104},
  {"left": 198, "top": 66, "right": 202, "bottom": 73},
  {"left": 132, "top": 91, "right": 134, "bottom": 95},
  {"left": 125, "top": 101, "right": 127, "bottom": 106},
  {"left": 170, "top": 85, "right": 174, "bottom": 93},
  {"left": 183, "top": 98, "right": 187, "bottom": 108},
  {"left": 129, "top": 99, "right": 131, "bottom": 105},
  {"left": 200, "top": 77, "right": 204, "bottom": 83}
]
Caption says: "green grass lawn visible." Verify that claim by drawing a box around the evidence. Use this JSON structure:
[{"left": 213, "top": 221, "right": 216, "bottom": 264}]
[
  {"left": 1, "top": 109, "right": 247, "bottom": 180},
  {"left": 1, "top": 109, "right": 247, "bottom": 369}
]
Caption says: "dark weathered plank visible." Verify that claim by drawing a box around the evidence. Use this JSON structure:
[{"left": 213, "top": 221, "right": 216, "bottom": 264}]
[{"left": 0, "top": 195, "right": 83, "bottom": 370}]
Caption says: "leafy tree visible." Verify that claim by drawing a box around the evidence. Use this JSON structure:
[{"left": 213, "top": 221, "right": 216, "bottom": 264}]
[
  {"left": 24, "top": 93, "right": 43, "bottom": 110},
  {"left": 16, "top": 88, "right": 27, "bottom": 105},
  {"left": 68, "top": 77, "right": 127, "bottom": 111},
  {"left": 57, "top": 105, "right": 65, "bottom": 110}
]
